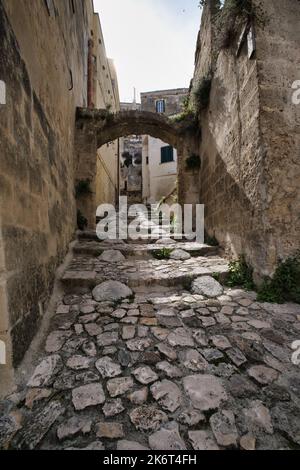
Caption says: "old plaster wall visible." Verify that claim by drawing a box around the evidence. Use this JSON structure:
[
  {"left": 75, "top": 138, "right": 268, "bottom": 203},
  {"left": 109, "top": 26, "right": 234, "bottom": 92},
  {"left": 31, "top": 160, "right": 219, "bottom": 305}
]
[
  {"left": 194, "top": 0, "right": 300, "bottom": 277},
  {"left": 0, "top": 0, "right": 94, "bottom": 397}
]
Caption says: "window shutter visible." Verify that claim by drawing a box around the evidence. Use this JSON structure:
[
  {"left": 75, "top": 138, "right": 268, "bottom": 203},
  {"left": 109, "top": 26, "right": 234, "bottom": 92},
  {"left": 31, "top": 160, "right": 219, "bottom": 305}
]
[
  {"left": 161, "top": 146, "right": 174, "bottom": 164},
  {"left": 156, "top": 100, "right": 165, "bottom": 113}
]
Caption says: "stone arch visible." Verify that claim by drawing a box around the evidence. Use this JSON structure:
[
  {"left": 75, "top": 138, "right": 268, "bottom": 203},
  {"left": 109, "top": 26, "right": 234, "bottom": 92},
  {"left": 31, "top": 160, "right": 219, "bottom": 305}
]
[
  {"left": 75, "top": 107, "right": 200, "bottom": 228},
  {"left": 76, "top": 108, "right": 192, "bottom": 148},
  {"left": 96, "top": 110, "right": 182, "bottom": 149}
]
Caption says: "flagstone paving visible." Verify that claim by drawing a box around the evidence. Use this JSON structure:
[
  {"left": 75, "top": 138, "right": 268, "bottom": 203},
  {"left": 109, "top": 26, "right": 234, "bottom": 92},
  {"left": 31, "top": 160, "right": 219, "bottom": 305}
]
[{"left": 0, "top": 235, "right": 300, "bottom": 450}]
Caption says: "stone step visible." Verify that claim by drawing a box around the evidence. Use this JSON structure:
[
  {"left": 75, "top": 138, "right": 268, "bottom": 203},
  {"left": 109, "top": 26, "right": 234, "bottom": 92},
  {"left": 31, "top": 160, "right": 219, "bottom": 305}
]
[
  {"left": 126, "top": 264, "right": 229, "bottom": 289},
  {"left": 73, "top": 240, "right": 220, "bottom": 258},
  {"left": 77, "top": 230, "right": 207, "bottom": 243},
  {"left": 60, "top": 255, "right": 229, "bottom": 292}
]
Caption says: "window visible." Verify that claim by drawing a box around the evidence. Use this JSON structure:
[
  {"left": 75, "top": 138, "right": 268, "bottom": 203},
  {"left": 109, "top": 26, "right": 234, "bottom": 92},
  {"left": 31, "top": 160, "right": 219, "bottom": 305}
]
[
  {"left": 146, "top": 156, "right": 149, "bottom": 165},
  {"left": 156, "top": 99, "right": 165, "bottom": 113},
  {"left": 160, "top": 146, "right": 174, "bottom": 164}
]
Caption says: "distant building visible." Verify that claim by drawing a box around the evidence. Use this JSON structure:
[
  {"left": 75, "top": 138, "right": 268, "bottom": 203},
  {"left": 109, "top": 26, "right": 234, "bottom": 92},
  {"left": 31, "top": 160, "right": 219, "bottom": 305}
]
[
  {"left": 141, "top": 88, "right": 188, "bottom": 204},
  {"left": 119, "top": 97, "right": 143, "bottom": 203}
]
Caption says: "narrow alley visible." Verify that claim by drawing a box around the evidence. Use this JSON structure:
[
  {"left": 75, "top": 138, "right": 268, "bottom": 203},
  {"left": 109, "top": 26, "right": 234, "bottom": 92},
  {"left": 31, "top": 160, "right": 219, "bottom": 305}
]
[
  {"left": 1, "top": 219, "right": 300, "bottom": 450},
  {"left": 0, "top": 0, "right": 300, "bottom": 456}
]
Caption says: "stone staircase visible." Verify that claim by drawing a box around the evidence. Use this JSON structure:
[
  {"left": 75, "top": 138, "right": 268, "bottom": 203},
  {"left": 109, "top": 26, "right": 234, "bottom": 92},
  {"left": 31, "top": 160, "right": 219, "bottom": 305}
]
[
  {"left": 2, "top": 220, "right": 300, "bottom": 451},
  {"left": 61, "top": 229, "right": 229, "bottom": 292}
]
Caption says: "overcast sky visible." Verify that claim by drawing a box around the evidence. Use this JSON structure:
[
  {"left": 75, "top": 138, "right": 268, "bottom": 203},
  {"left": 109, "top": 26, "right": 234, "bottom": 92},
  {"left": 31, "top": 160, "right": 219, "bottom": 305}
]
[{"left": 93, "top": 0, "right": 202, "bottom": 103}]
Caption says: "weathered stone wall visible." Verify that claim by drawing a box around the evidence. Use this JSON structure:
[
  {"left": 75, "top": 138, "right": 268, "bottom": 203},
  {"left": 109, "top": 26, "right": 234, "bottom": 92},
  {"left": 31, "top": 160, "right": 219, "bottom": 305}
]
[
  {"left": 96, "top": 146, "right": 118, "bottom": 209},
  {"left": 194, "top": 0, "right": 300, "bottom": 277},
  {"left": 94, "top": 53, "right": 120, "bottom": 209},
  {"left": 254, "top": 0, "right": 300, "bottom": 275},
  {"left": 0, "top": 0, "right": 97, "bottom": 397},
  {"left": 76, "top": 17, "right": 120, "bottom": 223}
]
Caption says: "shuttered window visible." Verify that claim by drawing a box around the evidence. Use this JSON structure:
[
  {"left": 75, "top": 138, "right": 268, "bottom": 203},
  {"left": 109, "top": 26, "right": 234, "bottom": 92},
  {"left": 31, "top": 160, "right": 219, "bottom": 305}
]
[
  {"left": 161, "top": 146, "right": 174, "bottom": 164},
  {"left": 156, "top": 100, "right": 165, "bottom": 113}
]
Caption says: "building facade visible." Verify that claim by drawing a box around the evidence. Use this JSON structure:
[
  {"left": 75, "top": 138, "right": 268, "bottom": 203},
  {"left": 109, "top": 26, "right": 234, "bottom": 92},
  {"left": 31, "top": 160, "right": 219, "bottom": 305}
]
[
  {"left": 119, "top": 100, "right": 143, "bottom": 203},
  {"left": 0, "top": 0, "right": 119, "bottom": 397},
  {"left": 141, "top": 88, "right": 188, "bottom": 203},
  {"left": 77, "top": 15, "right": 120, "bottom": 219},
  {"left": 192, "top": 0, "right": 300, "bottom": 279}
]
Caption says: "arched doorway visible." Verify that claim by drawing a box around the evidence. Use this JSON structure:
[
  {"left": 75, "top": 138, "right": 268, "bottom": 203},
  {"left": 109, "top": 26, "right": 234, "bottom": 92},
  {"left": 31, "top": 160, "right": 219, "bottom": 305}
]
[{"left": 75, "top": 108, "right": 200, "bottom": 228}]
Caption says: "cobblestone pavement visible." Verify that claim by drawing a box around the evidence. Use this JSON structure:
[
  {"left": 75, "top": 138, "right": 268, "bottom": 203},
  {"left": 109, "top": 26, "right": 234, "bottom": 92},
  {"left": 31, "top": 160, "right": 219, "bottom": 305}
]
[{"left": 1, "top": 235, "right": 300, "bottom": 450}]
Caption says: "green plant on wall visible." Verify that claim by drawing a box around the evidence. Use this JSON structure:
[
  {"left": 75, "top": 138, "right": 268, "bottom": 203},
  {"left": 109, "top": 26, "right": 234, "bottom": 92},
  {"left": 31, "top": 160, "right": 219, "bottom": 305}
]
[
  {"left": 214, "top": 0, "right": 265, "bottom": 50},
  {"left": 257, "top": 252, "right": 300, "bottom": 304},
  {"left": 199, "top": 0, "right": 253, "bottom": 15},
  {"left": 170, "top": 94, "right": 198, "bottom": 126},
  {"left": 225, "top": 255, "right": 255, "bottom": 290},
  {"left": 204, "top": 231, "right": 219, "bottom": 246},
  {"left": 213, "top": 0, "right": 252, "bottom": 15},
  {"left": 75, "top": 179, "right": 92, "bottom": 198},
  {"left": 221, "top": 252, "right": 300, "bottom": 304},
  {"left": 185, "top": 154, "right": 201, "bottom": 171},
  {"left": 193, "top": 75, "right": 212, "bottom": 112},
  {"left": 212, "top": 272, "right": 221, "bottom": 282}
]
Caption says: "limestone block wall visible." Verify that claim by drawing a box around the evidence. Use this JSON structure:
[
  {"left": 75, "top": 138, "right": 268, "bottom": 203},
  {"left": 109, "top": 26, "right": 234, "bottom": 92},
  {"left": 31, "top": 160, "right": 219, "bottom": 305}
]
[
  {"left": 96, "top": 142, "right": 119, "bottom": 211},
  {"left": 194, "top": 0, "right": 300, "bottom": 277},
  {"left": 76, "top": 21, "right": 120, "bottom": 220},
  {"left": 177, "top": 134, "right": 201, "bottom": 211},
  {"left": 94, "top": 36, "right": 120, "bottom": 210},
  {"left": 75, "top": 123, "right": 98, "bottom": 229},
  {"left": 254, "top": 0, "right": 300, "bottom": 274},
  {"left": 0, "top": 0, "right": 95, "bottom": 397}
]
